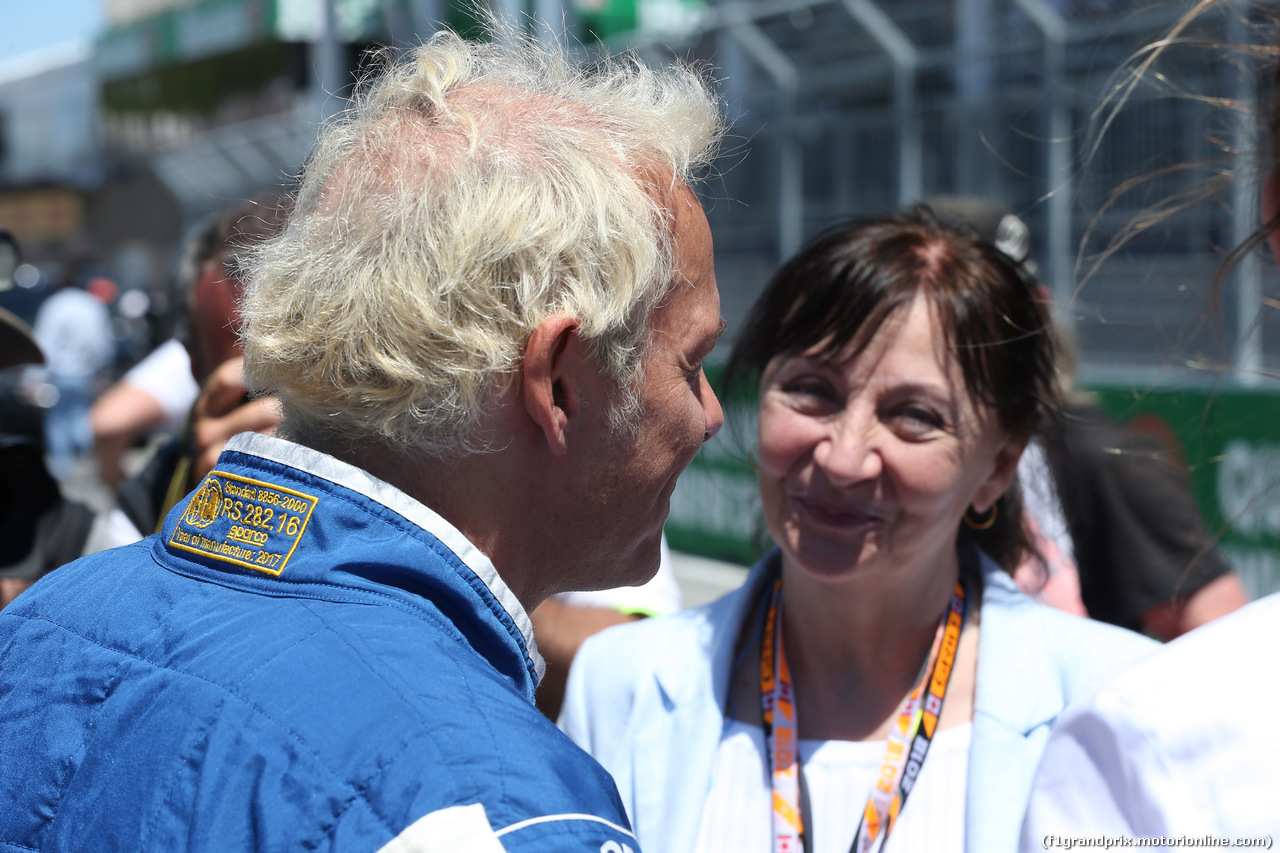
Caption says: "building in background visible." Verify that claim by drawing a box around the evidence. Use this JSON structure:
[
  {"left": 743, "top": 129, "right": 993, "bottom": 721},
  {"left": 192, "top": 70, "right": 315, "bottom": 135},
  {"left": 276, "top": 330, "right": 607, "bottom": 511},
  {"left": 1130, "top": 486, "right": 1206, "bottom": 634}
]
[
  {"left": 0, "top": 45, "right": 102, "bottom": 323},
  {"left": 618, "top": 0, "right": 1264, "bottom": 388}
]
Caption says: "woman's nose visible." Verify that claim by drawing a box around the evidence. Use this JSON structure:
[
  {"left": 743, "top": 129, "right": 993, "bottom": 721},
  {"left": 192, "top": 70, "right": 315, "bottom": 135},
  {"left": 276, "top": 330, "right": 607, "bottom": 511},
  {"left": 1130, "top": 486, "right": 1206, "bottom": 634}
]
[{"left": 812, "top": 411, "right": 882, "bottom": 485}]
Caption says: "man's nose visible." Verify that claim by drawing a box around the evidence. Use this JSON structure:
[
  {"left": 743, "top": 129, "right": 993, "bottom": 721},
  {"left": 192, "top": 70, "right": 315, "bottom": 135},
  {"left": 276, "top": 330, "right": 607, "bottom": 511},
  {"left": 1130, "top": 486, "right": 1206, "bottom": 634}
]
[{"left": 700, "top": 371, "right": 724, "bottom": 442}]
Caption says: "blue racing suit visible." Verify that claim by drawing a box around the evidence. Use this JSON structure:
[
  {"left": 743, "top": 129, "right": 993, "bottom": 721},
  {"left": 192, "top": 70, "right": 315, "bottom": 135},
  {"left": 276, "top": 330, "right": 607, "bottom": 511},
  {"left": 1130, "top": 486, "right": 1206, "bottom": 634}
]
[{"left": 0, "top": 433, "right": 639, "bottom": 852}]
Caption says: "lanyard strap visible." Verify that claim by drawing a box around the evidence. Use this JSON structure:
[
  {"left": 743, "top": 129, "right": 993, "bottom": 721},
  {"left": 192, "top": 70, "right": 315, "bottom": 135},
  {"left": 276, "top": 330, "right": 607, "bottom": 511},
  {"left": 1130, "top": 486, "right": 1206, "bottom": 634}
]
[
  {"left": 760, "top": 575, "right": 970, "bottom": 853},
  {"left": 761, "top": 576, "right": 803, "bottom": 852}
]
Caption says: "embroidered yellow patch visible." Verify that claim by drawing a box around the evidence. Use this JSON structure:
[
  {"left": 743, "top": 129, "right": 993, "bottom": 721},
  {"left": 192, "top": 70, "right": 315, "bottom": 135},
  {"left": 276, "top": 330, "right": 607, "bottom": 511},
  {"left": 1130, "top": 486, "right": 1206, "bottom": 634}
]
[{"left": 168, "top": 471, "right": 318, "bottom": 576}]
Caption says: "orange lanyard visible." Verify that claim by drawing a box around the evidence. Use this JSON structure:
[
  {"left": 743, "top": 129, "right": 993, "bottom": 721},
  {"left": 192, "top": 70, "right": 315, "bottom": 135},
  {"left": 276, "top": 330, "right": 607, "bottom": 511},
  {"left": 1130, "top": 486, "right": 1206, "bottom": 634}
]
[{"left": 760, "top": 574, "right": 969, "bottom": 853}]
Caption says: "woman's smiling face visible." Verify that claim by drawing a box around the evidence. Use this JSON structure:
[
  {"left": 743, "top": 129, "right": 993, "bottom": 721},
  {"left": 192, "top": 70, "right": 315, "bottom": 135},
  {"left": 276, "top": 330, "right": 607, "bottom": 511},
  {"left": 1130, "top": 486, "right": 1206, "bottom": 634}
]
[{"left": 756, "top": 292, "right": 1024, "bottom": 585}]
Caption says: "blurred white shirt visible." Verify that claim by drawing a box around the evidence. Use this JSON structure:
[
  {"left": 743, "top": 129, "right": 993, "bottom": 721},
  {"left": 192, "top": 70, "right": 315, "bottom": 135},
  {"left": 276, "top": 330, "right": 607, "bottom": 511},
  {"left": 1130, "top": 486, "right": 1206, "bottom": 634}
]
[
  {"left": 32, "top": 289, "right": 112, "bottom": 378},
  {"left": 1019, "top": 593, "right": 1280, "bottom": 845},
  {"left": 121, "top": 338, "right": 200, "bottom": 432}
]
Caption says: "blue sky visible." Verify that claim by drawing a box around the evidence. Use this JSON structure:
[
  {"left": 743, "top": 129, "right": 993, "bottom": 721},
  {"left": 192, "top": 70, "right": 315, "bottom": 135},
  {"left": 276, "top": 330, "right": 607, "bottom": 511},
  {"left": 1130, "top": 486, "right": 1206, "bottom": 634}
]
[{"left": 1, "top": 0, "right": 106, "bottom": 66}]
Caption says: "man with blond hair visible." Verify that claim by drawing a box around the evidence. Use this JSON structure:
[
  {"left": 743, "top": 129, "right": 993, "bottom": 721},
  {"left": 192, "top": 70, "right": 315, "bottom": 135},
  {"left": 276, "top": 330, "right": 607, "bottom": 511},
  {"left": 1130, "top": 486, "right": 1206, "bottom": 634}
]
[{"left": 0, "top": 29, "right": 725, "bottom": 852}]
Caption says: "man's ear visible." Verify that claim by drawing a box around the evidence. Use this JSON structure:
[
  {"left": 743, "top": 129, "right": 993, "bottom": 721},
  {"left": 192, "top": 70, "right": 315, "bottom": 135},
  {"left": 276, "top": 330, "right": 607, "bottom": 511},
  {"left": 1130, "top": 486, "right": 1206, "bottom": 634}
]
[
  {"left": 523, "top": 313, "right": 581, "bottom": 456},
  {"left": 971, "top": 434, "right": 1029, "bottom": 514},
  {"left": 1262, "top": 169, "right": 1280, "bottom": 262}
]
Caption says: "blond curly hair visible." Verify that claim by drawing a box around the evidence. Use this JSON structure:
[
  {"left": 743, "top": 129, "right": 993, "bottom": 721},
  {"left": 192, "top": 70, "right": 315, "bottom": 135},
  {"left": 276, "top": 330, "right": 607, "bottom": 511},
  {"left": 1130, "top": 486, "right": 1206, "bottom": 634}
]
[{"left": 241, "top": 28, "right": 723, "bottom": 457}]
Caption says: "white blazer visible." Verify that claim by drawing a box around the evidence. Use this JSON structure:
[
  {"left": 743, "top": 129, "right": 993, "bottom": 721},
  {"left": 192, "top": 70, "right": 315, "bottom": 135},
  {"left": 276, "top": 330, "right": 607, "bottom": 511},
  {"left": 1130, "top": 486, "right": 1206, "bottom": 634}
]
[{"left": 561, "top": 549, "right": 1158, "bottom": 853}]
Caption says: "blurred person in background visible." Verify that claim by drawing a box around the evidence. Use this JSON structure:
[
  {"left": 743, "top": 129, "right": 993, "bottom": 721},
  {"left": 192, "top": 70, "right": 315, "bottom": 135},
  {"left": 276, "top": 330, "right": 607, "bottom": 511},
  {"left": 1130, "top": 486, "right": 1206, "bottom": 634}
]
[
  {"left": 0, "top": 230, "right": 95, "bottom": 608},
  {"left": 924, "top": 196, "right": 1248, "bottom": 641},
  {"left": 28, "top": 259, "right": 113, "bottom": 481},
  {"left": 0, "top": 231, "right": 48, "bottom": 325},
  {"left": 1019, "top": 2, "right": 1280, "bottom": 839},
  {"left": 89, "top": 336, "right": 198, "bottom": 489},
  {"left": 84, "top": 196, "right": 286, "bottom": 552},
  {"left": 0, "top": 229, "right": 18, "bottom": 304},
  {"left": 562, "top": 209, "right": 1156, "bottom": 853},
  {"left": 0, "top": 27, "right": 725, "bottom": 850}
]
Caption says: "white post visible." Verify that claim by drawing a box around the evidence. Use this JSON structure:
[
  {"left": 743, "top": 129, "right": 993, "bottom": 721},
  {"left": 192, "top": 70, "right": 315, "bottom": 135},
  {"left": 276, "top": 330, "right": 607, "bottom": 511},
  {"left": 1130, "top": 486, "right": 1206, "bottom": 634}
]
[
  {"left": 838, "top": 0, "right": 919, "bottom": 205},
  {"left": 411, "top": 0, "right": 443, "bottom": 35},
  {"left": 316, "top": 0, "right": 345, "bottom": 122},
  {"left": 535, "top": 0, "right": 568, "bottom": 43},
  {"left": 1231, "top": 10, "right": 1263, "bottom": 383},
  {"left": 1011, "top": 0, "right": 1073, "bottom": 323},
  {"left": 955, "top": 0, "right": 993, "bottom": 194},
  {"left": 725, "top": 16, "right": 801, "bottom": 260}
]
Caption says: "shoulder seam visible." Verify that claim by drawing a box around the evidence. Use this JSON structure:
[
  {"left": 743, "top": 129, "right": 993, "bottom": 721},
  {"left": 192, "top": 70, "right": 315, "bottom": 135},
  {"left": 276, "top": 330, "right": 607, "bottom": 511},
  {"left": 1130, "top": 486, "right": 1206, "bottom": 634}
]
[{"left": 494, "top": 813, "right": 636, "bottom": 839}]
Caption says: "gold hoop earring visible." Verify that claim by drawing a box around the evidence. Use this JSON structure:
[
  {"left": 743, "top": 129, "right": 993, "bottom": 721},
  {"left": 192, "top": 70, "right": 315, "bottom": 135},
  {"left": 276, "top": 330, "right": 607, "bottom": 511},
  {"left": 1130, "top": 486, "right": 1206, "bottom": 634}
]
[
  {"left": 963, "top": 503, "right": 997, "bottom": 531},
  {"left": 746, "top": 445, "right": 759, "bottom": 474}
]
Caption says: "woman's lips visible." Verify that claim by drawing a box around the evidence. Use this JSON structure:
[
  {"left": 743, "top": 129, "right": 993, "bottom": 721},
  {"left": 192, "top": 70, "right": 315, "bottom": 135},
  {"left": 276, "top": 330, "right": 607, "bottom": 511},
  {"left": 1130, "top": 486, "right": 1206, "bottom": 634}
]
[{"left": 794, "top": 497, "right": 885, "bottom": 530}]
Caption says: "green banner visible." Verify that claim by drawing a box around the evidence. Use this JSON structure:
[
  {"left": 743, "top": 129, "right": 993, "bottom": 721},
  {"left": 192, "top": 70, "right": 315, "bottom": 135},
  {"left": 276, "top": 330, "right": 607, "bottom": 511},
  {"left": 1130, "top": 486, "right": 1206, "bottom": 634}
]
[
  {"left": 665, "top": 365, "right": 761, "bottom": 566},
  {"left": 573, "top": 0, "right": 637, "bottom": 42},
  {"left": 573, "top": 0, "right": 705, "bottom": 44},
  {"left": 98, "top": 0, "right": 276, "bottom": 80}
]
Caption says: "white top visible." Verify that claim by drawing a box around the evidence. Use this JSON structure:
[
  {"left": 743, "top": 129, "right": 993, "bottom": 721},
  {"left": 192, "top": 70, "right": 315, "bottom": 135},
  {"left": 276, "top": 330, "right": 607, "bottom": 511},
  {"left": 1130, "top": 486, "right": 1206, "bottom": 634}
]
[
  {"left": 32, "top": 288, "right": 112, "bottom": 378},
  {"left": 1014, "top": 440, "right": 1087, "bottom": 617},
  {"left": 1017, "top": 441, "right": 1074, "bottom": 567},
  {"left": 695, "top": 720, "right": 971, "bottom": 853},
  {"left": 1019, "top": 592, "right": 1280, "bottom": 844},
  {"left": 121, "top": 338, "right": 200, "bottom": 431}
]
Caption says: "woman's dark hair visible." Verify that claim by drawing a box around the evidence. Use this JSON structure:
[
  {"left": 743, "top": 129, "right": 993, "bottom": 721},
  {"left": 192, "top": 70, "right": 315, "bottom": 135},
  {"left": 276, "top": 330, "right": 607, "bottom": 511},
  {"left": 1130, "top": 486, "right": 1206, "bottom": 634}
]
[{"left": 724, "top": 206, "right": 1060, "bottom": 573}]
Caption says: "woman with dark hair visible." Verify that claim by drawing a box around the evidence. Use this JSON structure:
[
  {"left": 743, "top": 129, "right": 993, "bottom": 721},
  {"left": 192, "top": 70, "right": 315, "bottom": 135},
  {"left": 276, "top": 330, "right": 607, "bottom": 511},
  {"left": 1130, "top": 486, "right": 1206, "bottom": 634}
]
[{"left": 560, "top": 208, "right": 1156, "bottom": 853}]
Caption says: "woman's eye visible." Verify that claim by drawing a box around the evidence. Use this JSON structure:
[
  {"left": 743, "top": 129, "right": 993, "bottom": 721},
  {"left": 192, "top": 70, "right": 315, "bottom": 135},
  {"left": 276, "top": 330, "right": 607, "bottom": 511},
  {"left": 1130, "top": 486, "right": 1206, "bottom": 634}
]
[
  {"left": 907, "top": 406, "right": 942, "bottom": 425},
  {"left": 781, "top": 377, "right": 835, "bottom": 400},
  {"left": 773, "top": 376, "right": 843, "bottom": 416},
  {"left": 892, "top": 404, "right": 945, "bottom": 434}
]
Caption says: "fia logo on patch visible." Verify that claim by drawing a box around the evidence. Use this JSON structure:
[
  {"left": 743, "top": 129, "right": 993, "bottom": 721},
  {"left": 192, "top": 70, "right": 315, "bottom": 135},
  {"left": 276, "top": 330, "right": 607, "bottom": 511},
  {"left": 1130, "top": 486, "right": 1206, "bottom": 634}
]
[{"left": 183, "top": 478, "right": 224, "bottom": 529}]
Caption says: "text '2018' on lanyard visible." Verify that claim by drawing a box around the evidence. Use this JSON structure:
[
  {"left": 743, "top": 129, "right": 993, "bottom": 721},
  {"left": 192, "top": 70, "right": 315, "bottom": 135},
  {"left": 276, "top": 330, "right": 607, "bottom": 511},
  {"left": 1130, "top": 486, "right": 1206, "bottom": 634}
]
[{"left": 759, "top": 574, "right": 969, "bottom": 853}]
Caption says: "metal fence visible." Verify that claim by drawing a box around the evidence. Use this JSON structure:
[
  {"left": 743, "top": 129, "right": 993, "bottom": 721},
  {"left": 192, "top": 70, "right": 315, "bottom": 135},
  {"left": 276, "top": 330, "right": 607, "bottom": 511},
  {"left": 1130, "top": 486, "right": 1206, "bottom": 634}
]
[{"left": 618, "top": 0, "right": 1272, "bottom": 385}]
